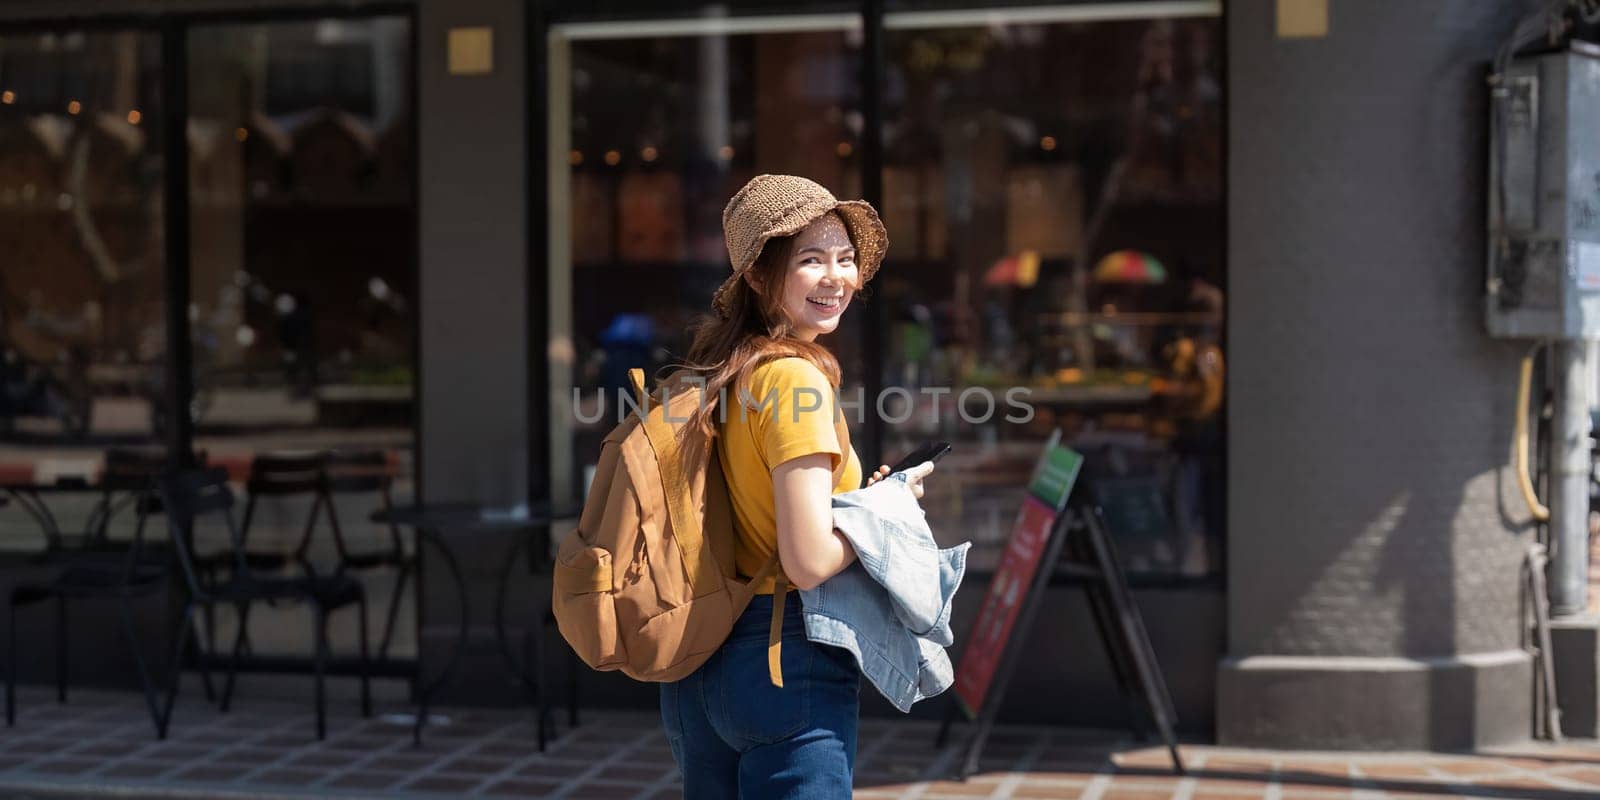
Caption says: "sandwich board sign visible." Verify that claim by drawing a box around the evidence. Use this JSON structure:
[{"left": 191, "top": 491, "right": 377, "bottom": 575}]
[
  {"left": 951, "top": 430, "right": 1081, "bottom": 718},
  {"left": 940, "top": 430, "right": 1183, "bottom": 778}
]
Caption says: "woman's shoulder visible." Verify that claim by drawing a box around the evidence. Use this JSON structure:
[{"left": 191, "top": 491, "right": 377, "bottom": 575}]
[{"left": 751, "top": 356, "right": 828, "bottom": 387}]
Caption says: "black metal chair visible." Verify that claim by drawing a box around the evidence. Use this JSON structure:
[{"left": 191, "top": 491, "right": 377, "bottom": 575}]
[
  {"left": 198, "top": 452, "right": 327, "bottom": 659},
  {"left": 82, "top": 448, "right": 172, "bottom": 551},
  {"left": 4, "top": 451, "right": 206, "bottom": 736},
  {"left": 321, "top": 449, "right": 413, "bottom": 663},
  {"left": 224, "top": 451, "right": 334, "bottom": 575},
  {"left": 160, "top": 467, "right": 371, "bottom": 740}
]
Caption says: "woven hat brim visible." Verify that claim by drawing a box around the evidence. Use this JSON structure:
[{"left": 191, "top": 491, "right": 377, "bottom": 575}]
[{"left": 712, "top": 199, "right": 888, "bottom": 317}]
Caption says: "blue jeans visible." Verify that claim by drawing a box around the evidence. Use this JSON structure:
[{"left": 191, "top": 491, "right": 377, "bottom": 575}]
[{"left": 660, "top": 593, "right": 861, "bottom": 799}]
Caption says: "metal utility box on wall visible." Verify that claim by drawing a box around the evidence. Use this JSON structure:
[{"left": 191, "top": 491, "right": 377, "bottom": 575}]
[{"left": 1487, "top": 42, "right": 1600, "bottom": 340}]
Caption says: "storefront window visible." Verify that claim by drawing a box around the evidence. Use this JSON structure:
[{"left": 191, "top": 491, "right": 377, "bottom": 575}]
[
  {"left": 187, "top": 16, "right": 416, "bottom": 653},
  {"left": 0, "top": 30, "right": 166, "bottom": 549},
  {"left": 879, "top": 7, "right": 1225, "bottom": 576},
  {"left": 549, "top": 14, "right": 864, "bottom": 504},
  {"left": 546, "top": 4, "right": 1225, "bottom": 579}
]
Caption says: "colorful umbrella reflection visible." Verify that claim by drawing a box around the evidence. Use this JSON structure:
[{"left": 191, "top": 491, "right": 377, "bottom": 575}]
[{"left": 1092, "top": 250, "right": 1167, "bottom": 284}]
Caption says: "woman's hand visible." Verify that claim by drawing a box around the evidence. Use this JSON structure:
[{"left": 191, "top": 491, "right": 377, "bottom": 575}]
[{"left": 865, "top": 460, "right": 935, "bottom": 499}]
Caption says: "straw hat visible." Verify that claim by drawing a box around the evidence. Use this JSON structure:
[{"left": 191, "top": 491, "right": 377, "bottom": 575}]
[{"left": 714, "top": 174, "right": 888, "bottom": 317}]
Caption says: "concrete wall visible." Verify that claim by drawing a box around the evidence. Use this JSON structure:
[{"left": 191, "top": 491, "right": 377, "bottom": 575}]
[{"left": 1221, "top": 0, "right": 1541, "bottom": 749}]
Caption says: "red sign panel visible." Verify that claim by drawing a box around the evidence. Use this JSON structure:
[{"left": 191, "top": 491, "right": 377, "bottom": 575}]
[{"left": 953, "top": 495, "right": 1060, "bottom": 718}]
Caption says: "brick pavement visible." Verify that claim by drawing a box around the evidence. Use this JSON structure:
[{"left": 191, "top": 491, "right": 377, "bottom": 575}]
[{"left": 1, "top": 687, "right": 1598, "bottom": 799}]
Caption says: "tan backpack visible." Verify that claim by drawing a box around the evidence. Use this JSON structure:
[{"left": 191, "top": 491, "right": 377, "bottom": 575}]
[{"left": 553, "top": 367, "right": 792, "bottom": 685}]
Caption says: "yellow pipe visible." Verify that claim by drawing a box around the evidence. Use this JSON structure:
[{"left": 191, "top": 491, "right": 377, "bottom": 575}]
[{"left": 1517, "top": 342, "right": 1551, "bottom": 522}]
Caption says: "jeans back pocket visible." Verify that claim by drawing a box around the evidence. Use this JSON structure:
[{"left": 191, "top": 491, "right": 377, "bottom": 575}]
[{"left": 714, "top": 636, "right": 815, "bottom": 747}]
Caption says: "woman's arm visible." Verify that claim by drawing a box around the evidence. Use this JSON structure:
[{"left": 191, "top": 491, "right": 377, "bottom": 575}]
[
  {"left": 771, "top": 453, "right": 856, "bottom": 591},
  {"left": 773, "top": 457, "right": 937, "bottom": 590}
]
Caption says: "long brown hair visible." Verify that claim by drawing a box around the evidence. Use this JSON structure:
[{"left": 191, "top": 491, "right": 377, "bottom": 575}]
[{"left": 676, "top": 211, "right": 859, "bottom": 460}]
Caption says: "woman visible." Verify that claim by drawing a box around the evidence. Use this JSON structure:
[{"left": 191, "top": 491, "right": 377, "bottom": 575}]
[{"left": 663, "top": 174, "right": 933, "bottom": 797}]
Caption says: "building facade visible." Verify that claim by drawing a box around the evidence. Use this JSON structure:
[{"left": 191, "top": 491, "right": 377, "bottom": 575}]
[{"left": 0, "top": 0, "right": 1553, "bottom": 749}]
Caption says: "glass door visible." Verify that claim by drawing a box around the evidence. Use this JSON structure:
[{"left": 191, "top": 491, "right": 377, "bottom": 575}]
[
  {"left": 547, "top": 11, "right": 866, "bottom": 505},
  {"left": 186, "top": 13, "right": 416, "bottom": 657}
]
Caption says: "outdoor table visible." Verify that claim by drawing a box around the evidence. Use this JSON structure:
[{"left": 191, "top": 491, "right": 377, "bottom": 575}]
[
  {"left": 2, "top": 477, "right": 92, "bottom": 544},
  {"left": 0, "top": 477, "right": 119, "bottom": 557},
  {"left": 369, "top": 501, "right": 579, "bottom": 747}
]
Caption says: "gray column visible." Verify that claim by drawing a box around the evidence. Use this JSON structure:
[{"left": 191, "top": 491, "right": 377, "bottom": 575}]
[
  {"left": 418, "top": 0, "right": 528, "bottom": 506},
  {"left": 416, "top": 0, "right": 530, "bottom": 699},
  {"left": 1220, "top": 0, "right": 1535, "bottom": 749}
]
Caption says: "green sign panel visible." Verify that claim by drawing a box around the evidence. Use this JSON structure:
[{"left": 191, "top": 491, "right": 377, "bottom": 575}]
[{"left": 1028, "top": 438, "right": 1083, "bottom": 511}]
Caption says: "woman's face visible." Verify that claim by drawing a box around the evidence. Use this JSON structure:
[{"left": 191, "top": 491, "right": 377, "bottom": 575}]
[{"left": 779, "top": 214, "right": 857, "bottom": 342}]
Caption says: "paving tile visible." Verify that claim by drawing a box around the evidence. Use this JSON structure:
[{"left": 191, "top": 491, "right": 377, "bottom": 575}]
[
  {"left": 564, "top": 783, "right": 657, "bottom": 800},
  {"left": 1, "top": 739, "right": 73, "bottom": 755},
  {"left": 172, "top": 763, "right": 248, "bottom": 782},
  {"left": 1200, "top": 757, "right": 1276, "bottom": 773},
  {"left": 257, "top": 733, "right": 319, "bottom": 748},
  {"left": 1429, "top": 759, "right": 1516, "bottom": 778},
  {"left": 1558, "top": 766, "right": 1600, "bottom": 787},
  {"left": 66, "top": 740, "right": 143, "bottom": 758},
  {"left": 1353, "top": 762, "right": 1437, "bottom": 780},
  {"left": 1470, "top": 774, "right": 1574, "bottom": 790},
  {"left": 602, "top": 764, "right": 673, "bottom": 782},
  {"left": 1276, "top": 760, "right": 1353, "bottom": 779},
  {"left": 856, "top": 770, "right": 915, "bottom": 788},
  {"left": 554, "top": 743, "right": 619, "bottom": 761},
  {"left": 480, "top": 777, "right": 568, "bottom": 797},
  {"left": 1010, "top": 785, "right": 1088, "bottom": 799},
  {"left": 474, "top": 740, "right": 540, "bottom": 758},
  {"left": 517, "top": 760, "right": 591, "bottom": 779},
  {"left": 401, "top": 774, "right": 486, "bottom": 793},
  {"left": 285, "top": 750, "right": 363, "bottom": 769},
  {"left": 364, "top": 754, "right": 441, "bottom": 772},
  {"left": 437, "top": 754, "right": 517, "bottom": 775},
  {"left": 1021, "top": 768, "right": 1098, "bottom": 782},
  {"left": 323, "top": 735, "right": 395, "bottom": 753},
  {"left": 324, "top": 771, "right": 407, "bottom": 790},
  {"left": 217, "top": 747, "right": 291, "bottom": 767},
  {"left": 95, "top": 761, "right": 175, "bottom": 779},
  {"left": 915, "top": 779, "right": 999, "bottom": 796},
  {"left": 1188, "top": 776, "right": 1274, "bottom": 793},
  {"left": 251, "top": 768, "right": 326, "bottom": 786},
  {"left": 427, "top": 723, "right": 505, "bottom": 740},
  {"left": 137, "top": 744, "right": 215, "bottom": 762},
  {"left": 24, "top": 759, "right": 101, "bottom": 776}
]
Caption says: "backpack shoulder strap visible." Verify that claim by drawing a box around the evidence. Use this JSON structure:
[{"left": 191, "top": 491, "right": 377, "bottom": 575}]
[
  {"left": 628, "top": 368, "right": 648, "bottom": 411},
  {"left": 768, "top": 570, "right": 789, "bottom": 687}
]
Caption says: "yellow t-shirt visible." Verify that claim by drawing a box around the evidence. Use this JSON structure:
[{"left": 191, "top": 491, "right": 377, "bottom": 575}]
[{"left": 717, "top": 357, "right": 862, "bottom": 594}]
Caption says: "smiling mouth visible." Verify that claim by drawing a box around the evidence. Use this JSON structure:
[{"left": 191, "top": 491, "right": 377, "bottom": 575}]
[{"left": 807, "top": 296, "right": 843, "bottom": 309}]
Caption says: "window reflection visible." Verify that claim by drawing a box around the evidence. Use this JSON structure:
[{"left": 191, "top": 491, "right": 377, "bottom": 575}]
[
  {"left": 187, "top": 16, "right": 416, "bottom": 655},
  {"left": 558, "top": 25, "right": 864, "bottom": 496},
  {"left": 881, "top": 16, "right": 1224, "bottom": 576},
  {"left": 0, "top": 30, "right": 165, "bottom": 551}
]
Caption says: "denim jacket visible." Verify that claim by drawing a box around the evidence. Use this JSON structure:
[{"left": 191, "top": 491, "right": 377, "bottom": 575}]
[{"left": 797, "top": 472, "right": 969, "bottom": 712}]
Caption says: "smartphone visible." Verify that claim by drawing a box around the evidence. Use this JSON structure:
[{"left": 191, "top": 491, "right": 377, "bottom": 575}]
[{"left": 888, "top": 440, "right": 952, "bottom": 475}]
